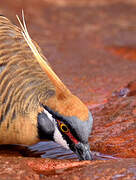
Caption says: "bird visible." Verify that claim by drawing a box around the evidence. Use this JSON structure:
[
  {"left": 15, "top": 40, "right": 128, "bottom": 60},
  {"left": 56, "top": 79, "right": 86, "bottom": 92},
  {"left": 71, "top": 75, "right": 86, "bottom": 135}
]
[{"left": 0, "top": 12, "right": 93, "bottom": 161}]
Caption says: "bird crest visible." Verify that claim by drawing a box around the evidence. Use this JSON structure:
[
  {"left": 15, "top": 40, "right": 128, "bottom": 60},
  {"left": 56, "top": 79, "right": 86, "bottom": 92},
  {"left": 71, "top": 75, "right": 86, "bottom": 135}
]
[{"left": 16, "top": 11, "right": 70, "bottom": 96}]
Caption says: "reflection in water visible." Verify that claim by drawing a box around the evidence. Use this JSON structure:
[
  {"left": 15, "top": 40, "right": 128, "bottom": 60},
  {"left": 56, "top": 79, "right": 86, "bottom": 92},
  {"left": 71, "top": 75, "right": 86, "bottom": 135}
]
[
  {"left": 29, "top": 142, "right": 118, "bottom": 160},
  {"left": 29, "top": 141, "right": 78, "bottom": 160},
  {"left": 0, "top": 142, "right": 117, "bottom": 160}
]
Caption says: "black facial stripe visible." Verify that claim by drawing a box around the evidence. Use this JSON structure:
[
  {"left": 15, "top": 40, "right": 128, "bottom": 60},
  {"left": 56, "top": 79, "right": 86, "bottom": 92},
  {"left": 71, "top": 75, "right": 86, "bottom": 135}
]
[
  {"left": 42, "top": 104, "right": 93, "bottom": 144},
  {"left": 37, "top": 112, "right": 54, "bottom": 141},
  {"left": 42, "top": 104, "right": 63, "bottom": 120},
  {"left": 42, "top": 104, "right": 80, "bottom": 141}
]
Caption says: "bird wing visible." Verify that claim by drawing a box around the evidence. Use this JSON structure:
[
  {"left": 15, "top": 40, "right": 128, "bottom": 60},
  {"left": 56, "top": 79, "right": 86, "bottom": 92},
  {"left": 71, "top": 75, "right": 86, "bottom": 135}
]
[{"left": 0, "top": 15, "right": 55, "bottom": 144}]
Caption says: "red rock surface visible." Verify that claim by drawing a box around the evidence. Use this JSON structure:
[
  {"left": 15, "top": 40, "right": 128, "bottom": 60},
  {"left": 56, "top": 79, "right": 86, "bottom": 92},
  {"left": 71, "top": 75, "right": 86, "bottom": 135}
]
[
  {"left": 90, "top": 95, "right": 136, "bottom": 158},
  {"left": 1, "top": 0, "right": 136, "bottom": 105},
  {"left": 108, "top": 46, "right": 136, "bottom": 62},
  {"left": 40, "top": 158, "right": 136, "bottom": 180},
  {"left": 0, "top": 157, "right": 136, "bottom": 180},
  {"left": 0, "top": 0, "right": 136, "bottom": 179},
  {"left": 0, "top": 157, "right": 39, "bottom": 180}
]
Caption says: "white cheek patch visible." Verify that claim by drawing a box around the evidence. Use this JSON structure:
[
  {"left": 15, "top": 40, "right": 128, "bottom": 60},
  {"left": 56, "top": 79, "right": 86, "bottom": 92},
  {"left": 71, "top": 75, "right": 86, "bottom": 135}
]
[
  {"left": 44, "top": 109, "right": 54, "bottom": 122},
  {"left": 54, "top": 126, "right": 69, "bottom": 150},
  {"left": 43, "top": 109, "right": 69, "bottom": 150}
]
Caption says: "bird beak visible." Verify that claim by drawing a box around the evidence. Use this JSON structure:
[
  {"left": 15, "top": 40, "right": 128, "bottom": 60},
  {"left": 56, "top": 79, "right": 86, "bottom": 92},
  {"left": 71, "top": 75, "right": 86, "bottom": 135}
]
[{"left": 72, "top": 142, "right": 92, "bottom": 161}]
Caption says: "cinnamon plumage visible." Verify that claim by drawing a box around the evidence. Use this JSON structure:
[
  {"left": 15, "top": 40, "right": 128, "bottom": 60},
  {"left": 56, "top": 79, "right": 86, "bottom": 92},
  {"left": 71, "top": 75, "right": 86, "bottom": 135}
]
[{"left": 0, "top": 14, "right": 93, "bottom": 160}]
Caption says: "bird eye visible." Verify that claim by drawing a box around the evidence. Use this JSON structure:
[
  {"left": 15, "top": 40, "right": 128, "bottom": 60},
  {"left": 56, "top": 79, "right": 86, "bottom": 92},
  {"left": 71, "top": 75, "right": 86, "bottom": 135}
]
[{"left": 60, "top": 123, "right": 69, "bottom": 133}]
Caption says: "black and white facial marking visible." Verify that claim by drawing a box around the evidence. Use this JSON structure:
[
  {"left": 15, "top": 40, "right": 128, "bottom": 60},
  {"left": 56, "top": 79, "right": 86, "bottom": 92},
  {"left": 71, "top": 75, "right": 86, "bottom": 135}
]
[
  {"left": 37, "top": 111, "right": 55, "bottom": 141},
  {"left": 38, "top": 106, "right": 93, "bottom": 149},
  {"left": 38, "top": 104, "right": 93, "bottom": 160},
  {"left": 38, "top": 107, "right": 70, "bottom": 149}
]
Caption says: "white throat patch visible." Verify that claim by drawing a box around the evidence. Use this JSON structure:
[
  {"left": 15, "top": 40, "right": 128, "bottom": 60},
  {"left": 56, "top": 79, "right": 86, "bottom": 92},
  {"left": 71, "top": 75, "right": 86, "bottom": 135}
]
[
  {"left": 43, "top": 109, "right": 69, "bottom": 150},
  {"left": 54, "top": 126, "right": 69, "bottom": 149}
]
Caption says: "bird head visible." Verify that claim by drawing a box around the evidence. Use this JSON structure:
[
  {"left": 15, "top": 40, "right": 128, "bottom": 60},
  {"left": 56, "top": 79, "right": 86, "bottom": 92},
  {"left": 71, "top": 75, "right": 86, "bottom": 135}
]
[{"left": 38, "top": 95, "right": 93, "bottom": 160}]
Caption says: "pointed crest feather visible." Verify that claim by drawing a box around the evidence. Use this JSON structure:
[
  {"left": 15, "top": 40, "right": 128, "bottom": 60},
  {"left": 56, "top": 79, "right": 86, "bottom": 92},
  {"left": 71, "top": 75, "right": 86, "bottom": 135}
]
[{"left": 16, "top": 10, "right": 70, "bottom": 94}]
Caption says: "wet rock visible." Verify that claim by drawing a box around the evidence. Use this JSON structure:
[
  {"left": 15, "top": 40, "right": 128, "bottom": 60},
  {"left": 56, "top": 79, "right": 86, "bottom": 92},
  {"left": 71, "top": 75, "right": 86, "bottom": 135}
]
[
  {"left": 1, "top": 157, "right": 136, "bottom": 180},
  {"left": 0, "top": 0, "right": 136, "bottom": 180},
  {"left": 0, "top": 157, "right": 92, "bottom": 179},
  {"left": 25, "top": 158, "right": 91, "bottom": 175},
  {"left": 0, "top": 157, "right": 39, "bottom": 180},
  {"left": 113, "top": 80, "right": 136, "bottom": 97},
  {"left": 90, "top": 95, "right": 136, "bottom": 158},
  {"left": 1, "top": 0, "right": 136, "bottom": 105},
  {"left": 108, "top": 46, "right": 136, "bottom": 62},
  {"left": 112, "top": 87, "right": 130, "bottom": 97},
  {"left": 40, "top": 158, "right": 136, "bottom": 180}
]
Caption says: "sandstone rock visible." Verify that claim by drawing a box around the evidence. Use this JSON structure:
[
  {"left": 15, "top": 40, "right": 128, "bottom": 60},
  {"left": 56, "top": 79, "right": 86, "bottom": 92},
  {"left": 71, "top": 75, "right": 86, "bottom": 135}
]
[
  {"left": 90, "top": 95, "right": 136, "bottom": 158},
  {"left": 40, "top": 158, "right": 136, "bottom": 180},
  {"left": 0, "top": 0, "right": 136, "bottom": 180},
  {"left": 0, "top": 157, "right": 39, "bottom": 180}
]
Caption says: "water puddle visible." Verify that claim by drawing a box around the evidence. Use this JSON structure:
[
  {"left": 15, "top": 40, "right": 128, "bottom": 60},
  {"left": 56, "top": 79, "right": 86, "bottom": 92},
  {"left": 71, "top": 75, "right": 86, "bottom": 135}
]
[{"left": 30, "top": 141, "right": 118, "bottom": 160}]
